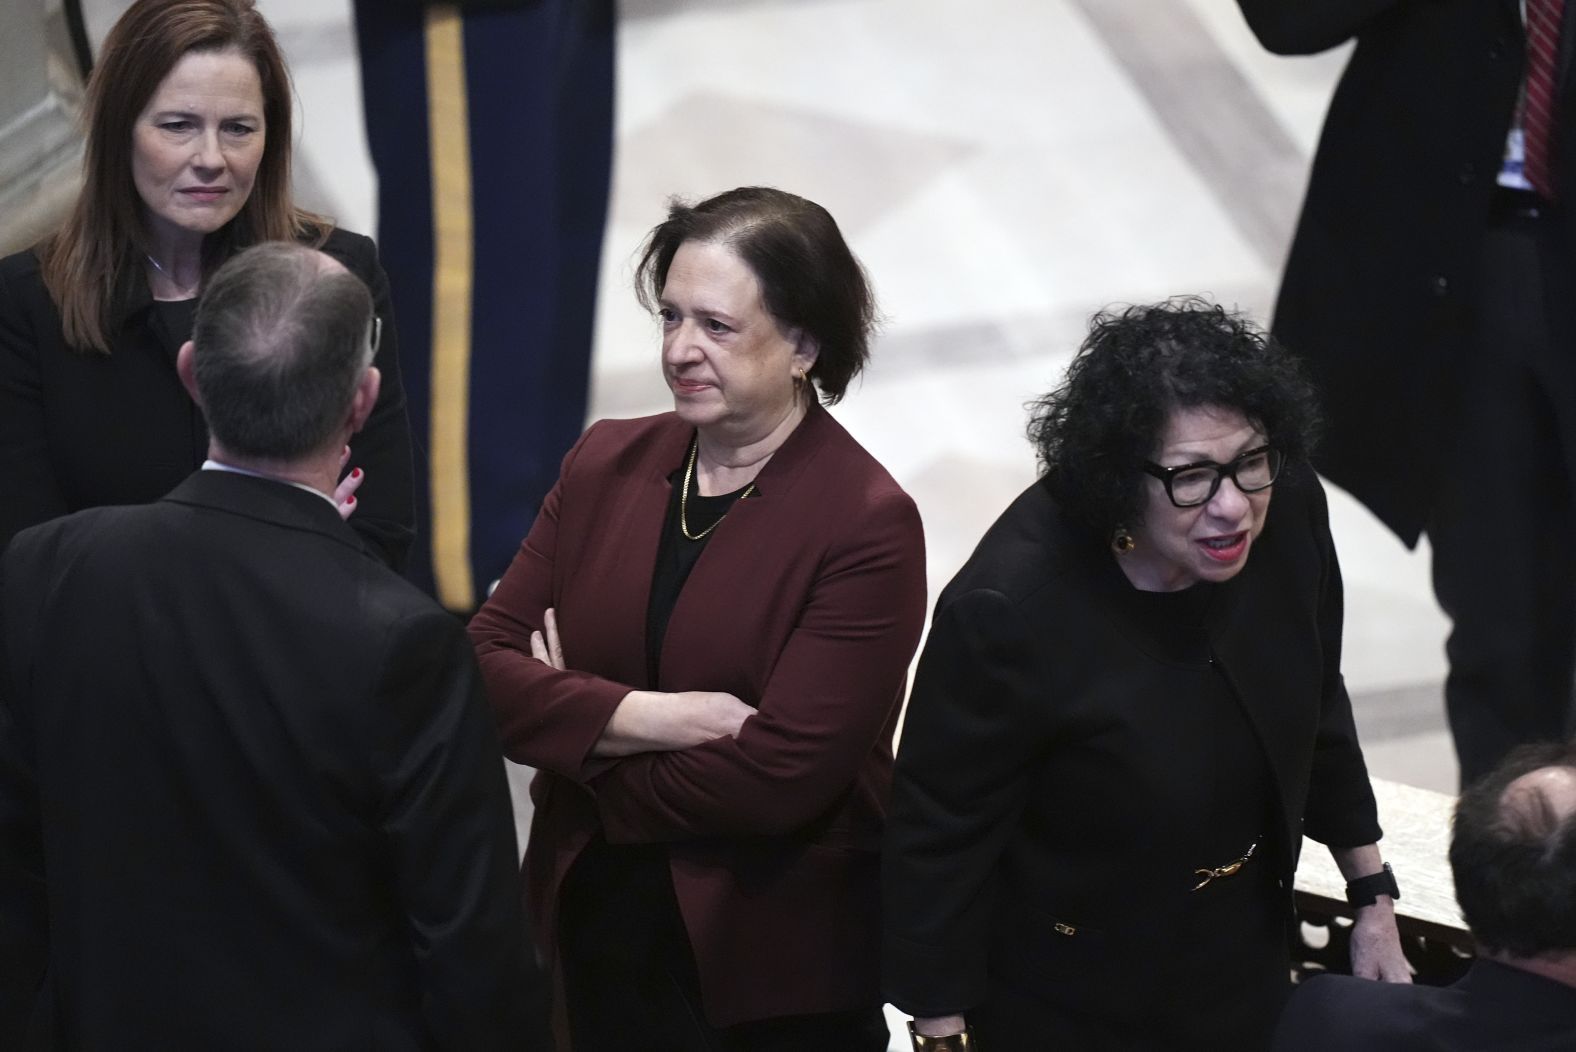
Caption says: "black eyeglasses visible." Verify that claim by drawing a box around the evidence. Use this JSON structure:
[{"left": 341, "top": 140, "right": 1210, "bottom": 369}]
[
  {"left": 1141, "top": 445, "right": 1283, "bottom": 508},
  {"left": 368, "top": 315, "right": 382, "bottom": 356}
]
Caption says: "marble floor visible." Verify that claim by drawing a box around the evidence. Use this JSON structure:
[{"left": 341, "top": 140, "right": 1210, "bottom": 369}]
[
  {"left": 243, "top": 0, "right": 1454, "bottom": 785},
  {"left": 78, "top": 0, "right": 1459, "bottom": 1042},
  {"left": 259, "top": 0, "right": 1456, "bottom": 841}
]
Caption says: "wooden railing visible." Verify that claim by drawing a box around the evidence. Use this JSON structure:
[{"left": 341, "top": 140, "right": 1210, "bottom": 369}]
[{"left": 1292, "top": 777, "right": 1472, "bottom": 984}]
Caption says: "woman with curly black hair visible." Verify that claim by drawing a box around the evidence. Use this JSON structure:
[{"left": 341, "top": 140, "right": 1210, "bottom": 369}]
[{"left": 883, "top": 298, "right": 1410, "bottom": 1051}]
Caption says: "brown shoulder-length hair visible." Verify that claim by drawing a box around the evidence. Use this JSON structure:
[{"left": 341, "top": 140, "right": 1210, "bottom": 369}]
[
  {"left": 633, "top": 187, "right": 876, "bottom": 405},
  {"left": 40, "top": 0, "right": 328, "bottom": 353}
]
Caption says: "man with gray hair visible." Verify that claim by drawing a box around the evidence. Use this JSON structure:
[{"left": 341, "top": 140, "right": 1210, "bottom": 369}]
[
  {"left": 0, "top": 243, "right": 540, "bottom": 1049},
  {"left": 1272, "top": 742, "right": 1576, "bottom": 1050}
]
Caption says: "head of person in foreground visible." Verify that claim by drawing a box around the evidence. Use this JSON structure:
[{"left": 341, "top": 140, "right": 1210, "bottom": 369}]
[
  {"left": 1452, "top": 741, "right": 1576, "bottom": 985},
  {"left": 176, "top": 242, "right": 379, "bottom": 475}
]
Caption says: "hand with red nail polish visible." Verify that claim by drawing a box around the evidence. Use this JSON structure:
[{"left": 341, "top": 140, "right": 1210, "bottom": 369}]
[{"left": 333, "top": 450, "right": 365, "bottom": 520}]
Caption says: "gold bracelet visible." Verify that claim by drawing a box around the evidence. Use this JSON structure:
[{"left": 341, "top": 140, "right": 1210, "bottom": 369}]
[{"left": 908, "top": 1020, "right": 974, "bottom": 1051}]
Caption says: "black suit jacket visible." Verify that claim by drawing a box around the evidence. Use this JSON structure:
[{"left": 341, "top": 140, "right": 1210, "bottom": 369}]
[
  {"left": 883, "top": 462, "right": 1381, "bottom": 1024},
  {"left": 0, "top": 228, "right": 416, "bottom": 567},
  {"left": 1272, "top": 961, "right": 1576, "bottom": 1051},
  {"left": 0, "top": 471, "right": 536, "bottom": 1050},
  {"left": 1238, "top": 0, "right": 1576, "bottom": 544}
]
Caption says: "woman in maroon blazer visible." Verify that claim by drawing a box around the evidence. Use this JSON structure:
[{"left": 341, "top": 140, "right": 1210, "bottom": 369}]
[{"left": 468, "top": 187, "right": 927, "bottom": 1050}]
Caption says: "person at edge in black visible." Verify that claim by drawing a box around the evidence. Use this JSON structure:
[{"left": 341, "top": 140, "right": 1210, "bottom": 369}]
[
  {"left": 884, "top": 299, "right": 1410, "bottom": 1051},
  {"left": 1273, "top": 741, "right": 1576, "bottom": 1051},
  {"left": 1236, "top": 1, "right": 1576, "bottom": 787}
]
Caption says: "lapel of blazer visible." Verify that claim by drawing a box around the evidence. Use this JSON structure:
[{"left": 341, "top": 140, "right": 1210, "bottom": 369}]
[
  {"left": 558, "top": 417, "right": 691, "bottom": 689},
  {"left": 1205, "top": 477, "right": 1327, "bottom": 864},
  {"left": 654, "top": 404, "right": 834, "bottom": 689}
]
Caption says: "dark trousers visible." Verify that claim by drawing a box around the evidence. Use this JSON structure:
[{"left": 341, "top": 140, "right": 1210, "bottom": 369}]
[
  {"left": 1431, "top": 207, "right": 1576, "bottom": 786},
  {"left": 564, "top": 951, "right": 889, "bottom": 1052},
  {"left": 559, "top": 856, "right": 888, "bottom": 1052}
]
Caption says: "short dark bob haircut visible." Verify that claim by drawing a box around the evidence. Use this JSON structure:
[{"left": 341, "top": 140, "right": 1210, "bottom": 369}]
[
  {"left": 1450, "top": 742, "right": 1576, "bottom": 958},
  {"left": 1027, "top": 297, "right": 1320, "bottom": 534},
  {"left": 634, "top": 186, "right": 875, "bottom": 404}
]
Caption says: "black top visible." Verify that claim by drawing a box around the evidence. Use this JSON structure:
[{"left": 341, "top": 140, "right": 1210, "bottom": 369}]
[
  {"left": 1107, "top": 574, "right": 1284, "bottom": 1044},
  {"left": 151, "top": 298, "right": 198, "bottom": 355},
  {"left": 645, "top": 461, "right": 754, "bottom": 684},
  {"left": 1111, "top": 574, "right": 1272, "bottom": 869},
  {"left": 883, "top": 463, "right": 1382, "bottom": 1039}
]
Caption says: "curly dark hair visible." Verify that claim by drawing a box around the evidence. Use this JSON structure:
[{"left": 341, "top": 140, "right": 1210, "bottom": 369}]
[
  {"left": 1027, "top": 297, "right": 1321, "bottom": 534},
  {"left": 634, "top": 187, "right": 875, "bottom": 404}
]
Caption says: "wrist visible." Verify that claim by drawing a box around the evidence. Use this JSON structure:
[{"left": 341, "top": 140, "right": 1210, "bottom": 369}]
[
  {"left": 1345, "top": 861, "right": 1400, "bottom": 909},
  {"left": 1354, "top": 896, "right": 1396, "bottom": 918},
  {"left": 603, "top": 690, "right": 663, "bottom": 753}
]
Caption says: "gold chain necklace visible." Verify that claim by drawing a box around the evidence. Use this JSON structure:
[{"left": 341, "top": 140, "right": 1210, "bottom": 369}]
[{"left": 680, "top": 435, "right": 755, "bottom": 541}]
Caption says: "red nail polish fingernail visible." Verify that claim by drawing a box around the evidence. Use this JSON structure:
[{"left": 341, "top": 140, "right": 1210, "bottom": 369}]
[
  {"left": 351, "top": 468, "right": 362, "bottom": 479},
  {"left": 346, "top": 495, "right": 356, "bottom": 505}
]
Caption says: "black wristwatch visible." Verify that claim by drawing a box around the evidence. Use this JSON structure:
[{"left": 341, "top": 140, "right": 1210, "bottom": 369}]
[{"left": 1345, "top": 861, "right": 1400, "bottom": 908}]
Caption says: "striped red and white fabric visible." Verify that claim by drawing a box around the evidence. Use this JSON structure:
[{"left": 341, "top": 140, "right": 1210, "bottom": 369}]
[{"left": 1524, "top": 0, "right": 1566, "bottom": 199}]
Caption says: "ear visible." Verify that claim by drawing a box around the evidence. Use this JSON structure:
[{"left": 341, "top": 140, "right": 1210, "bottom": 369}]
[
  {"left": 345, "top": 365, "right": 382, "bottom": 435},
  {"left": 790, "top": 329, "right": 820, "bottom": 378},
  {"left": 176, "top": 341, "right": 202, "bottom": 405}
]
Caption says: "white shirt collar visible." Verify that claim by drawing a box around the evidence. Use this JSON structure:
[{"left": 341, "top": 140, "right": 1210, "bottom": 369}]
[{"left": 201, "top": 459, "right": 339, "bottom": 509}]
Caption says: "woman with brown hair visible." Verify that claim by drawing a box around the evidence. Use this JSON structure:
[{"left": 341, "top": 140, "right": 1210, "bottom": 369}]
[
  {"left": 0, "top": 0, "right": 413, "bottom": 566},
  {"left": 469, "top": 186, "right": 926, "bottom": 1049}
]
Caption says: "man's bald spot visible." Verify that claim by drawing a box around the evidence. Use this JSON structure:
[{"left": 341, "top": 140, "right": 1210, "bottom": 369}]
[
  {"left": 189, "top": 241, "right": 377, "bottom": 460},
  {"left": 1498, "top": 766, "right": 1576, "bottom": 842}
]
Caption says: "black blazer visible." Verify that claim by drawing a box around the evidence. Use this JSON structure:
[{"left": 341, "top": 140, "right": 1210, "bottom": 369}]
[
  {"left": 0, "top": 228, "right": 416, "bottom": 568},
  {"left": 882, "top": 462, "right": 1381, "bottom": 1021},
  {"left": 1271, "top": 961, "right": 1576, "bottom": 1051},
  {"left": 1237, "top": 0, "right": 1576, "bottom": 544},
  {"left": 0, "top": 471, "right": 535, "bottom": 1050}
]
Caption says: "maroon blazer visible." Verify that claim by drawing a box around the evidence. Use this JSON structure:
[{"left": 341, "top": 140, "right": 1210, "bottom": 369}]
[{"left": 468, "top": 404, "right": 927, "bottom": 1026}]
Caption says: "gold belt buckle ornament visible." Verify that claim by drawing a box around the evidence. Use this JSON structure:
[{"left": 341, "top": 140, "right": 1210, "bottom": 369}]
[
  {"left": 907, "top": 1022, "right": 974, "bottom": 1051},
  {"left": 1191, "top": 838, "right": 1259, "bottom": 892}
]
